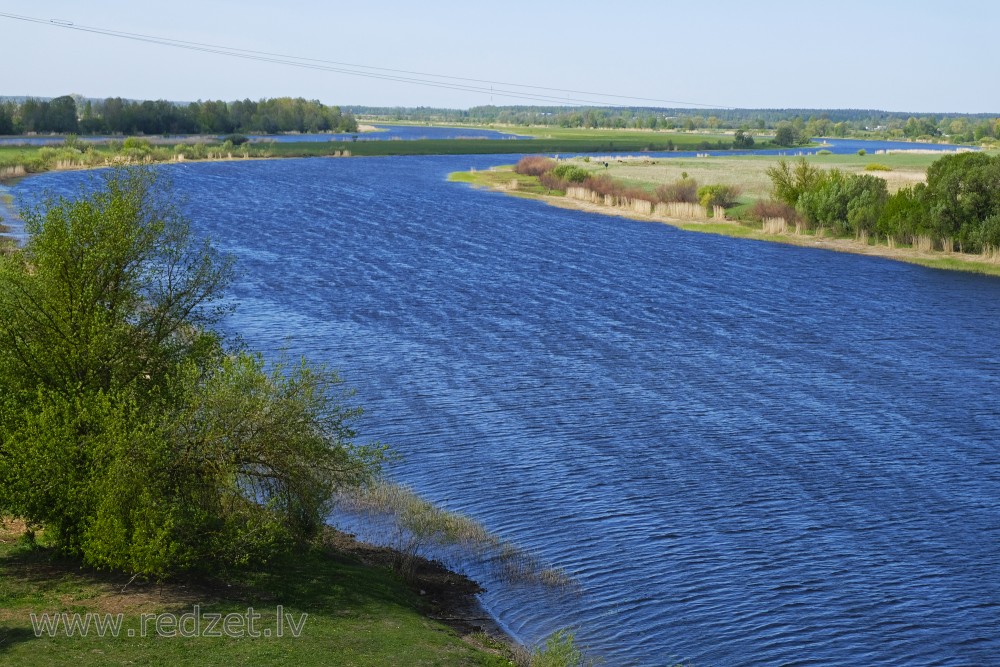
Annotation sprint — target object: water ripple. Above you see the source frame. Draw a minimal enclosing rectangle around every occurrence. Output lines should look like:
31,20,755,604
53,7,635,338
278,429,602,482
13,154,1000,667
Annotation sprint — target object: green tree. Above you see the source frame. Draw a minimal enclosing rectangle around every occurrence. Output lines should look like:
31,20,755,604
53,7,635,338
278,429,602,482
733,127,755,149
797,170,888,236
766,157,825,207
773,121,800,147
877,184,929,244
0,168,383,576
925,152,1000,248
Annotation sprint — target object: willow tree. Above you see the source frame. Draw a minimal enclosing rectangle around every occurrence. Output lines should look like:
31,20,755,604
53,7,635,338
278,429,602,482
0,168,383,577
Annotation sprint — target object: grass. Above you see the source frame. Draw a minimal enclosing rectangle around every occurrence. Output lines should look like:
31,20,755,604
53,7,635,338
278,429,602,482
448,167,554,196
557,151,941,200
0,519,515,667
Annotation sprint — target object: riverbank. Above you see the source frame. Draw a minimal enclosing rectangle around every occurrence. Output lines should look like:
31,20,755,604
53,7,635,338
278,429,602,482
0,518,521,666
450,166,1000,277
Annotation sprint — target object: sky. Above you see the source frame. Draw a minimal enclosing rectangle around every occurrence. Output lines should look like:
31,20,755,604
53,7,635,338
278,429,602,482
2,0,997,114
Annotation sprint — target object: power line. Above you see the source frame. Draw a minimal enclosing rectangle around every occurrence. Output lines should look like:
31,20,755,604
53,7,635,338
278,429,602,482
0,11,732,109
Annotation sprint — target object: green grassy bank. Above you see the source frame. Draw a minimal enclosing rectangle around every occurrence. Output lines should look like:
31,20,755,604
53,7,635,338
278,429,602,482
0,521,518,666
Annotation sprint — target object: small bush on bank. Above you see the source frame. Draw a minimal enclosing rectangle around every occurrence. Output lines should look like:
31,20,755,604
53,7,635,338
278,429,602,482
514,156,557,177
749,199,800,223
655,178,699,203
551,164,590,183
697,184,741,209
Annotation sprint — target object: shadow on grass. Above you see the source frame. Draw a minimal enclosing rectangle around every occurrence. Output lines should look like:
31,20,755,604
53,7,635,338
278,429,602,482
0,627,37,655
0,527,479,639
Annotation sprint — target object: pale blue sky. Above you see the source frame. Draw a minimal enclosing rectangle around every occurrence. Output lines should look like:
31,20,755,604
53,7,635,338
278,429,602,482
3,0,996,113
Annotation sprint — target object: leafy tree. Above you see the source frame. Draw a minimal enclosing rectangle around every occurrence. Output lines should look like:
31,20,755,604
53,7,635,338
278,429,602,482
925,152,1000,247
877,184,929,244
733,128,755,149
773,121,800,147
0,168,383,576
766,158,825,207
797,170,888,236
844,174,889,236
697,184,741,209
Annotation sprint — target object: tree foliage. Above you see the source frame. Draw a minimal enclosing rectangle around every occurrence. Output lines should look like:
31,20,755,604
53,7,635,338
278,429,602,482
3,96,357,136
0,168,383,577
766,153,1000,252
766,158,825,207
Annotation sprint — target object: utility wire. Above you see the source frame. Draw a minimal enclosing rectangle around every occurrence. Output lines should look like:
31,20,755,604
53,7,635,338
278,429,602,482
0,11,731,109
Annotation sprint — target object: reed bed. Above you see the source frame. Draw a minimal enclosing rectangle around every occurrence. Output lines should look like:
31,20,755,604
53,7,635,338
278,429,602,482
762,217,788,234
655,201,706,219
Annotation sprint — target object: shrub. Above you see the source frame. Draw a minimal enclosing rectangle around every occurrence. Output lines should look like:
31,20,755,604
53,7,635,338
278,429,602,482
0,168,385,577
798,170,888,236
857,149,867,156
697,184,741,209
974,214,1000,254
222,133,249,146
767,158,825,207
582,174,625,199
514,156,557,177
655,178,699,203
865,163,892,171
122,137,152,153
750,199,799,223
551,164,590,183
817,149,833,155
538,171,568,191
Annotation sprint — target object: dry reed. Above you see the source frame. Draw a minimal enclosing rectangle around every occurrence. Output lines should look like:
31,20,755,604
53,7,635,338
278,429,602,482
762,217,788,234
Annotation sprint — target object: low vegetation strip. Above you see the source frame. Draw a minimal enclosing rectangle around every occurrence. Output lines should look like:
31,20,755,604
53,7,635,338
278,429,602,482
0,130,790,182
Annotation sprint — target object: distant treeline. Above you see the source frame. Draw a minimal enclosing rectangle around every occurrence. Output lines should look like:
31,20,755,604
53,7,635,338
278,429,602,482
0,95,358,136
352,105,1000,144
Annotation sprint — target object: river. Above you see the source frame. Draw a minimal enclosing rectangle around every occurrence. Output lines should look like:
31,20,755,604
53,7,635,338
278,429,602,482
9,141,999,666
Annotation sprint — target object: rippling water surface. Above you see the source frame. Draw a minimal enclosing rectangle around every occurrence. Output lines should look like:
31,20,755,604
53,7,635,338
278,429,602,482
14,151,1000,666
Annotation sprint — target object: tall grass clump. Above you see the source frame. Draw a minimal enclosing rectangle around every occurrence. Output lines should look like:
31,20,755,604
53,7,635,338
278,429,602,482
529,629,584,667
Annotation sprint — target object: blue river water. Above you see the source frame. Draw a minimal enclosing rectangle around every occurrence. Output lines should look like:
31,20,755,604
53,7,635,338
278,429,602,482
8,141,999,666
